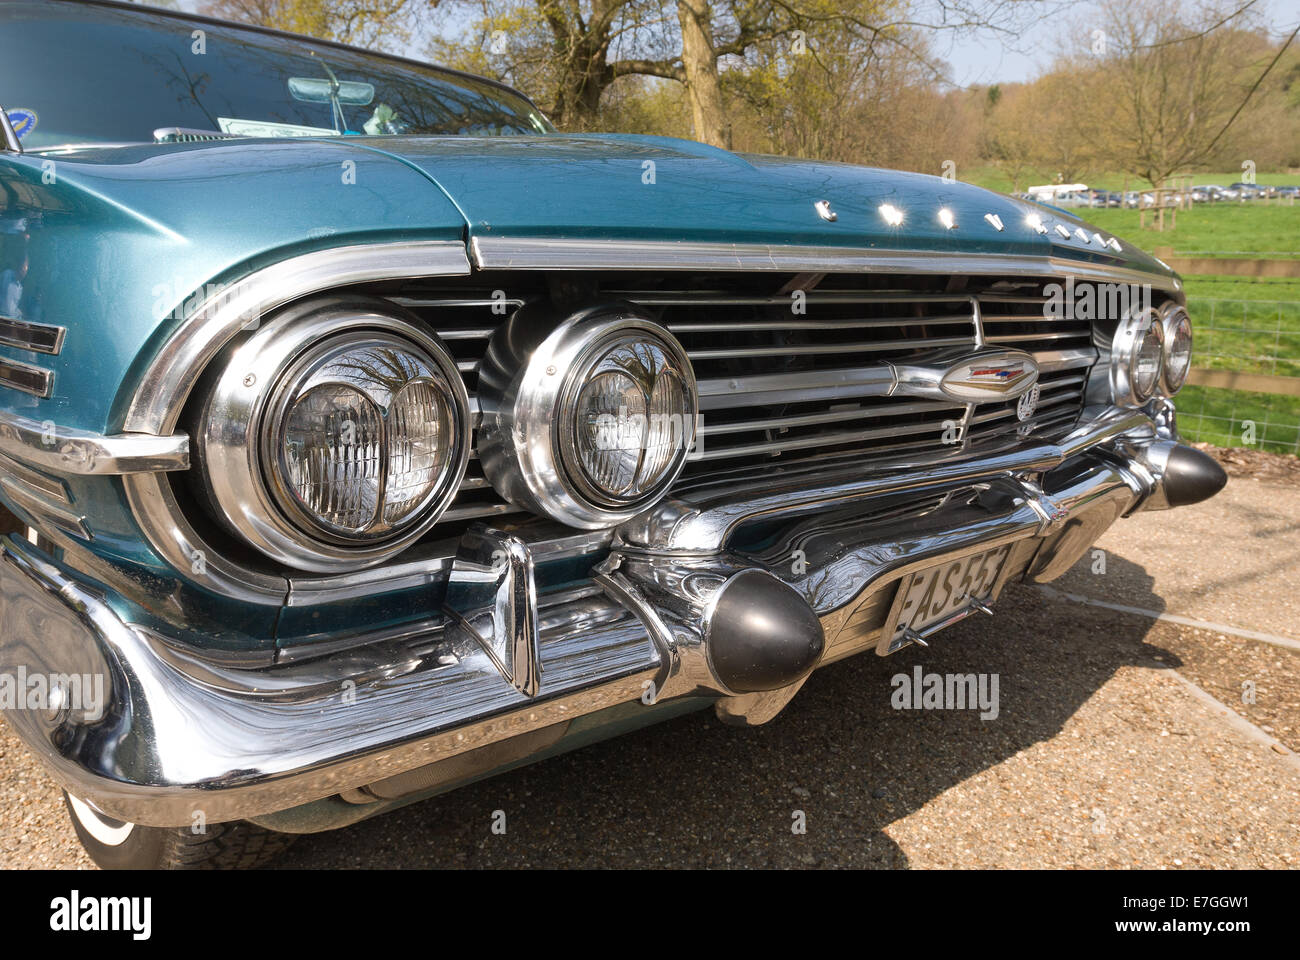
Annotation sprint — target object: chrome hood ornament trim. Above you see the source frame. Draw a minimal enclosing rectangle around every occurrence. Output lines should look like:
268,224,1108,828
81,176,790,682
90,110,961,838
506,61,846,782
892,347,1040,403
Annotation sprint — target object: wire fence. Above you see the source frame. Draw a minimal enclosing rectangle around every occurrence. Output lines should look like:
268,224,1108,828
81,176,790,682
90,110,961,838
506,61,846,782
1177,297,1300,455
1178,387,1300,454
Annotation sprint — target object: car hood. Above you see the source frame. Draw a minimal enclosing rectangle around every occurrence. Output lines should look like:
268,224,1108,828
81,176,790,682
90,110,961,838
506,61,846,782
6,132,1173,435
350,132,1174,277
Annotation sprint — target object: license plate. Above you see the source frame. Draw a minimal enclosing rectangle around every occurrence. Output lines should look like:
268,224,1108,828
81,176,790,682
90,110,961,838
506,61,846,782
882,545,1011,653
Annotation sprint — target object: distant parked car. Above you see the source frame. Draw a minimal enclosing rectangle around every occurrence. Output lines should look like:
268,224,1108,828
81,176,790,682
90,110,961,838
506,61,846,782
1229,182,1263,199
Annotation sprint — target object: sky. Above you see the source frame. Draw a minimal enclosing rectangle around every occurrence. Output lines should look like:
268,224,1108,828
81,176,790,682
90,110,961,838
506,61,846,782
170,0,1300,87
933,0,1300,87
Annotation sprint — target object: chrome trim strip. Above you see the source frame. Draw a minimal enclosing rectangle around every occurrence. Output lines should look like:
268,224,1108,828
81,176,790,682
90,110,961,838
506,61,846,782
0,316,66,355
0,412,189,475
0,107,21,154
0,451,89,540
697,365,902,412
124,240,473,436
621,406,1155,552
125,471,289,605
0,356,53,398
0,451,69,502
286,530,612,607
288,550,452,607
0,477,89,539
468,237,1180,293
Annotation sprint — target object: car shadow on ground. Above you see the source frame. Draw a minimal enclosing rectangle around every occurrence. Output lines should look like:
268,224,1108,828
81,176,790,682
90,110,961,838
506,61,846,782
276,553,1176,868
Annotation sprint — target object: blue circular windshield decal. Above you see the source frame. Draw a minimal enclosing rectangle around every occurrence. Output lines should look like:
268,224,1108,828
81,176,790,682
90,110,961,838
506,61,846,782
6,109,37,140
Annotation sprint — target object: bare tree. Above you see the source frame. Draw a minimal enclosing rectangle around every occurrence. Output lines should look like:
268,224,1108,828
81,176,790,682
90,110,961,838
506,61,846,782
428,0,1053,141
1080,0,1276,189
978,83,1041,192
201,0,417,49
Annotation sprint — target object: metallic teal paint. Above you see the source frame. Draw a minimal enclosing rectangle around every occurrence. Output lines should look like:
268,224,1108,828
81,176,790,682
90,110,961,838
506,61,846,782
0,131,1174,653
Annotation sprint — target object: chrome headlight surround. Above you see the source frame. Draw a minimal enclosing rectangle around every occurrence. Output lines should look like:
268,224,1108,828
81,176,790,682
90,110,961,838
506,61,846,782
1159,302,1193,395
478,304,697,529
1109,306,1166,407
195,297,470,572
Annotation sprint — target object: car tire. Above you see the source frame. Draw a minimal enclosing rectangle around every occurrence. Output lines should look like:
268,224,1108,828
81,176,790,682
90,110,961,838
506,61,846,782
62,791,295,870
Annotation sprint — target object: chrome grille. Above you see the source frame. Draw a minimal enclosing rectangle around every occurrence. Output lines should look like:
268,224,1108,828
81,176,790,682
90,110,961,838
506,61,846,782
391,275,1099,537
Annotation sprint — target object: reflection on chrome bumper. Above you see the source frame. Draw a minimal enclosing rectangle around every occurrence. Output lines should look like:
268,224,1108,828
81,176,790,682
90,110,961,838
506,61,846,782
0,406,1218,827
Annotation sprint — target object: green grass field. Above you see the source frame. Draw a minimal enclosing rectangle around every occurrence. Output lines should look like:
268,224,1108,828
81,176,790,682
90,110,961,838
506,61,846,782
1181,278,1300,378
1178,275,1300,454
962,166,1300,258
1177,385,1300,454
1083,204,1300,258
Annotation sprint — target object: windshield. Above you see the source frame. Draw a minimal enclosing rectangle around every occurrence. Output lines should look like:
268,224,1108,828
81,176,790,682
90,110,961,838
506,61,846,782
0,0,553,149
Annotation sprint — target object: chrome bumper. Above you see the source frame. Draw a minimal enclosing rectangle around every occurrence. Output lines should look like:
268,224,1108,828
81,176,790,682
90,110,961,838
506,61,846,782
0,406,1219,827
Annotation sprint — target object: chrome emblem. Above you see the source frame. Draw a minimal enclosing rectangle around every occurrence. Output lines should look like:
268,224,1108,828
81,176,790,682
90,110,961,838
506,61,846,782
1016,383,1041,421
814,199,838,222
893,348,1040,403
938,351,1039,401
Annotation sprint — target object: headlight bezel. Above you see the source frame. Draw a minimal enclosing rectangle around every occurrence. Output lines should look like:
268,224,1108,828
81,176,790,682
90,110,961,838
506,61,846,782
1110,305,1166,407
477,304,698,529
1159,303,1193,395
195,297,470,573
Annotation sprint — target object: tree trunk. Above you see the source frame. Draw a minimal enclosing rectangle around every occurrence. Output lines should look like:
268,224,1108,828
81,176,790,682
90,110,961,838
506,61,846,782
676,0,729,148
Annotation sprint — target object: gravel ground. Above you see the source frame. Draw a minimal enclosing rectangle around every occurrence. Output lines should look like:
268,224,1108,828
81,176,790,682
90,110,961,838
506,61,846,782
1,467,1297,869
1051,460,1300,642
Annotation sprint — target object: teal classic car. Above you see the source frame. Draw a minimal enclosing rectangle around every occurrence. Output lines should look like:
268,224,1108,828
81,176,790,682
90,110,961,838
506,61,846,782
0,0,1224,869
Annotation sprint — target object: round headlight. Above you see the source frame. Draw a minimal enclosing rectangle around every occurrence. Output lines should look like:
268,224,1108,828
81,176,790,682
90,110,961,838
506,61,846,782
267,333,459,542
562,335,693,507
196,297,469,572
478,305,697,528
1110,307,1165,406
1131,317,1165,402
1160,305,1193,394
